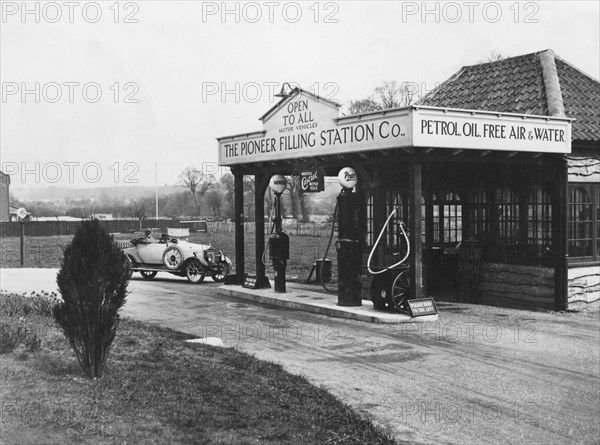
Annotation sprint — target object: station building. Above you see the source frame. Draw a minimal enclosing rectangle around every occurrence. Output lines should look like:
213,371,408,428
217,50,599,311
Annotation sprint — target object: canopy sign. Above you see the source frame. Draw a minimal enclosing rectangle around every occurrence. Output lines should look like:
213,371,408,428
413,108,571,154
218,90,412,165
217,92,571,166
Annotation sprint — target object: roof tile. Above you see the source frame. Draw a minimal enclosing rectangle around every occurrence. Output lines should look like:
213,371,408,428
419,50,600,142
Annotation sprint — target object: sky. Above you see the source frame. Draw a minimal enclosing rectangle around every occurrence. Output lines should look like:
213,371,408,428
1,0,599,191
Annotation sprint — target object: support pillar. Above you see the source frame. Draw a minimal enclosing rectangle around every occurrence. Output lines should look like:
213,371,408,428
424,189,434,293
254,172,271,288
233,168,245,285
408,162,424,300
553,158,569,311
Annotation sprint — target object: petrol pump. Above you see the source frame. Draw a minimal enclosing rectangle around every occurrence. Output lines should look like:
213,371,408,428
335,167,362,306
268,175,289,293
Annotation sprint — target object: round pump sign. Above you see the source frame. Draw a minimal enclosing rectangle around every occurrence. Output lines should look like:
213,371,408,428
337,167,358,189
269,174,287,194
16,208,27,219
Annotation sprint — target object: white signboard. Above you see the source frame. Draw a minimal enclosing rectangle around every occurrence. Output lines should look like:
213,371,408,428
218,90,412,165
217,92,572,166
413,108,571,154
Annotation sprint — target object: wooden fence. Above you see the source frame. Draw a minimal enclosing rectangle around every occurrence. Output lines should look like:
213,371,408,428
207,221,334,236
0,219,334,238
0,219,180,237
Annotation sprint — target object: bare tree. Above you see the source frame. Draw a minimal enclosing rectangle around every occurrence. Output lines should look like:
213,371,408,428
347,98,382,115
299,190,311,223
220,173,235,208
179,167,213,217
162,191,191,218
265,187,274,222
375,81,413,108
486,51,504,62
128,198,147,229
219,173,235,219
205,189,224,217
285,176,311,222
348,81,414,115
221,173,235,206
243,176,256,221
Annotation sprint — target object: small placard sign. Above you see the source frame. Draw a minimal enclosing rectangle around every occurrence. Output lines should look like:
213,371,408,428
407,298,438,317
241,275,271,289
300,170,324,193
242,275,258,289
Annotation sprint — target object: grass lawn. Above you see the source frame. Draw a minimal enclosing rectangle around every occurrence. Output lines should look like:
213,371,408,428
0,231,340,282
0,293,394,444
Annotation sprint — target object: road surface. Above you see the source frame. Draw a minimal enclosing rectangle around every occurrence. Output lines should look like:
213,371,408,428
122,274,600,445
2,269,599,444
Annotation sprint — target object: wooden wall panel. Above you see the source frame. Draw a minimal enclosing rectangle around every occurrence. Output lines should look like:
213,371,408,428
477,263,555,310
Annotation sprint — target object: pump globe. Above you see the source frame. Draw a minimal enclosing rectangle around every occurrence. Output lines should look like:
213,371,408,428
338,167,358,189
269,174,287,194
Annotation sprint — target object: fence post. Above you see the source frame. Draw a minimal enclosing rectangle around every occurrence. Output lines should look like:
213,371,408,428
20,221,25,265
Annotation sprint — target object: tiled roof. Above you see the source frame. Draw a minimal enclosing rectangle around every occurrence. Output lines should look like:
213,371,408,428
555,57,600,142
418,50,600,142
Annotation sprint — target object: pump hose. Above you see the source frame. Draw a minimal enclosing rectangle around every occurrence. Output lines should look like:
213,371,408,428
319,200,339,294
367,206,410,275
261,205,277,266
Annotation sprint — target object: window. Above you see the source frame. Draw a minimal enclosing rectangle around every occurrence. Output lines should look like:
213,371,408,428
429,192,462,247
364,191,425,252
384,191,405,250
442,192,462,244
430,193,440,245
568,184,599,261
496,188,520,244
468,189,489,238
495,187,520,263
526,184,552,264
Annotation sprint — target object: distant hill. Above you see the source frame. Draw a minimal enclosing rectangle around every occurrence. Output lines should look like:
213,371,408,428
10,185,183,202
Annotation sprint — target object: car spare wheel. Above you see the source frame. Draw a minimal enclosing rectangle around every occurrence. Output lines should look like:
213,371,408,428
163,245,184,270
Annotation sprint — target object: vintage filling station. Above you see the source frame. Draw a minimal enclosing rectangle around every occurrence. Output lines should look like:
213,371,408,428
217,50,600,312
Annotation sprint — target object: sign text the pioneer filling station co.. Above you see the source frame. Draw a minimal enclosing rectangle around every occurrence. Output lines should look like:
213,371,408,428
219,91,411,165
222,107,408,160
223,120,405,156
218,92,571,166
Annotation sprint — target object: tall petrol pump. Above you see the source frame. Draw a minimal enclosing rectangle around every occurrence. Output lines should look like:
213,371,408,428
268,175,289,293
336,167,362,306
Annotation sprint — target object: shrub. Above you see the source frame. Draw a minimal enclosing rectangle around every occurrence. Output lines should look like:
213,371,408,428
24,331,42,353
0,294,25,316
53,219,131,379
0,292,59,317
0,321,28,354
28,292,60,317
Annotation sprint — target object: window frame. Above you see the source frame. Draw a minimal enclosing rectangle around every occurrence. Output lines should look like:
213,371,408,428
568,183,599,262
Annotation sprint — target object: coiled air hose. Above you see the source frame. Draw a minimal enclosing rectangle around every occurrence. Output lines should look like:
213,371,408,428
367,206,410,275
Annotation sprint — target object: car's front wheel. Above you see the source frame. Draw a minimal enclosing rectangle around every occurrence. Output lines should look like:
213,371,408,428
140,270,158,280
185,259,205,284
210,262,230,283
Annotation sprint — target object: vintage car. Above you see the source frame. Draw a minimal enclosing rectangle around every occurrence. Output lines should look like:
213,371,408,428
118,228,231,284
